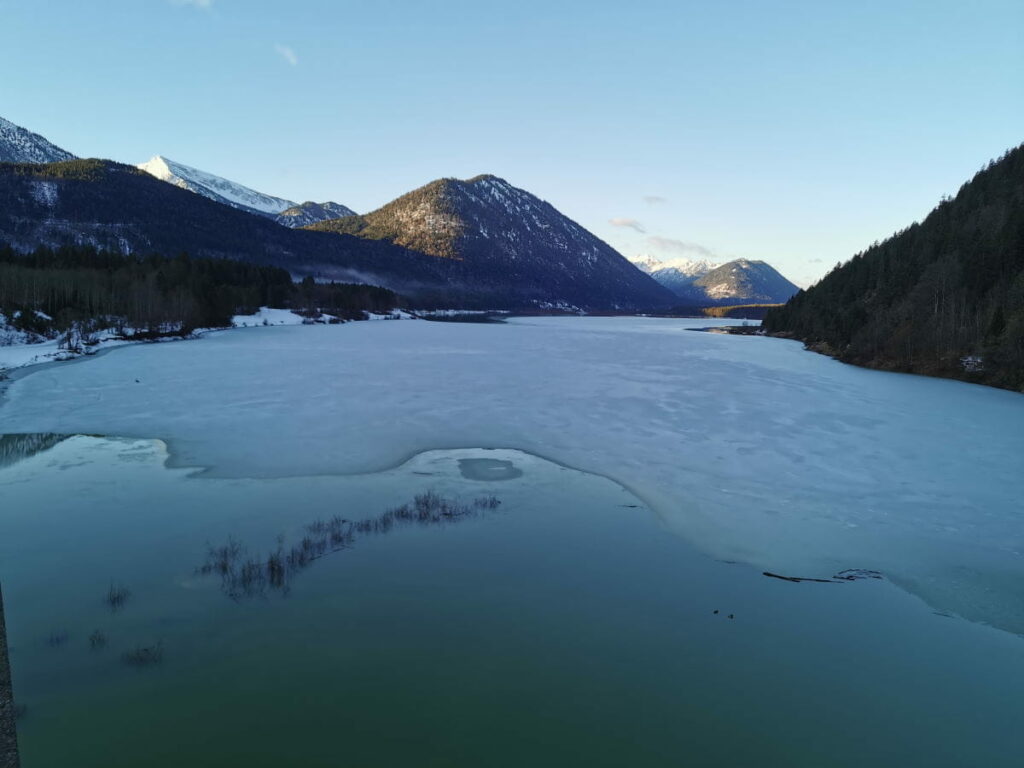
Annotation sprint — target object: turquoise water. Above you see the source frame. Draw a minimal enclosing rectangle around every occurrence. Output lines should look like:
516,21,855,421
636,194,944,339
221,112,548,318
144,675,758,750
1,434,1022,767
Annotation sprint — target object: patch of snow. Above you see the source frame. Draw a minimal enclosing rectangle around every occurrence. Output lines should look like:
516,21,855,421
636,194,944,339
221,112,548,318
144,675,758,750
632,254,719,276
29,180,59,208
230,307,307,328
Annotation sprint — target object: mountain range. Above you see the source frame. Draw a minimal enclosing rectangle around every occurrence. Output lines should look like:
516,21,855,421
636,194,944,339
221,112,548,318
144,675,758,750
0,114,788,311
137,155,355,227
0,157,672,309
634,255,799,304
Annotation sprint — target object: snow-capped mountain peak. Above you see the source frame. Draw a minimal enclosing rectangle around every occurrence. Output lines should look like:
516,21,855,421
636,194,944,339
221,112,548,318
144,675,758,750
0,116,77,164
630,254,719,277
636,253,799,304
138,155,297,216
137,155,356,227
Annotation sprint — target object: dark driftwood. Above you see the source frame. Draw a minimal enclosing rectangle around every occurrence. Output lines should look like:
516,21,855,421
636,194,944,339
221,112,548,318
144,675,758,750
763,571,836,584
763,569,884,584
0,584,20,768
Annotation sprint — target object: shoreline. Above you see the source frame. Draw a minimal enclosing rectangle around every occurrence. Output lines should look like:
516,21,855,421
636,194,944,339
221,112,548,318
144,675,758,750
0,308,419,410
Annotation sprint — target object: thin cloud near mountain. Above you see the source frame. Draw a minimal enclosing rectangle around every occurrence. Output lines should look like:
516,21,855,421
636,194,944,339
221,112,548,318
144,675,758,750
646,236,717,259
609,218,646,233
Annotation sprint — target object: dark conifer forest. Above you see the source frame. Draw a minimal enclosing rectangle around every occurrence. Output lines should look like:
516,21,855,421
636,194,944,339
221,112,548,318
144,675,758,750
765,144,1024,391
0,244,400,340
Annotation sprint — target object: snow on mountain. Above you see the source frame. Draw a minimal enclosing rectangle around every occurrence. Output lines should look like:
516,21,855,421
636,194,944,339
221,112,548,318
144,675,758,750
275,201,356,228
138,155,297,216
691,259,799,303
311,173,677,308
631,254,718,277
635,254,799,304
631,255,720,298
137,155,356,226
0,116,76,164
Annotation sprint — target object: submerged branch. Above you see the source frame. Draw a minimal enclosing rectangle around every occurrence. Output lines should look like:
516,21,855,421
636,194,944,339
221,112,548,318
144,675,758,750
198,491,501,600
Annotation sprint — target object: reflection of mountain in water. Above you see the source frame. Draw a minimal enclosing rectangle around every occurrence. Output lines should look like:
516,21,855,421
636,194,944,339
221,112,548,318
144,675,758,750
0,433,69,469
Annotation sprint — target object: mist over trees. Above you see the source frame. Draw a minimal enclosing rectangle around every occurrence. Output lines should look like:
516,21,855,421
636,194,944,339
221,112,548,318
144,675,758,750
765,144,1024,391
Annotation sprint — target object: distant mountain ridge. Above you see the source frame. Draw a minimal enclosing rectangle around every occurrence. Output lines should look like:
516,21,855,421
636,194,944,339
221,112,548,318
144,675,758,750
691,259,799,303
0,115,675,309
632,254,717,277
311,174,675,308
632,254,798,304
277,201,356,228
137,155,354,227
0,160,672,309
0,116,76,164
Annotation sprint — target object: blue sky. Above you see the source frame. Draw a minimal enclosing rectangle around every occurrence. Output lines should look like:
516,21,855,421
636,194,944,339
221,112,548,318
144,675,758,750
2,0,1021,285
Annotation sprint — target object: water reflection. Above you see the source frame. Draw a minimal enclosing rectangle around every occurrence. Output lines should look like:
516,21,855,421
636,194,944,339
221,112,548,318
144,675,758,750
2,437,1023,768
199,492,501,600
0,433,68,469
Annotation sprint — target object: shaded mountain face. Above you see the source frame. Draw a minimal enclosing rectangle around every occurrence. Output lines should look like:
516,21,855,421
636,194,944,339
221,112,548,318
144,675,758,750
0,116,76,164
311,174,676,309
0,160,464,290
765,143,1024,391
638,254,798,304
276,201,356,228
137,155,353,227
0,160,669,309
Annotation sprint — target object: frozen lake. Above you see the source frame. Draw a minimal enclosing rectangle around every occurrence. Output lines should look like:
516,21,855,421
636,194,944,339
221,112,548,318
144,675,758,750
3,316,1023,632
1,316,1023,765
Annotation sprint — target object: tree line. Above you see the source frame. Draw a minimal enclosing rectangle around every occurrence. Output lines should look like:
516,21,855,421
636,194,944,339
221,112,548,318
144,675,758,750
764,144,1024,391
0,244,401,340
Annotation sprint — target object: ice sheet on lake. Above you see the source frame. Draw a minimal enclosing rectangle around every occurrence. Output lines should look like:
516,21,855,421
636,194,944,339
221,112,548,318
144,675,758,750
1,316,1022,633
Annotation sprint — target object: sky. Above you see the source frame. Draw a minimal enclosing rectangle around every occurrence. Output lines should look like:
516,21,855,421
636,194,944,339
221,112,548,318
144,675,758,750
1,0,1022,286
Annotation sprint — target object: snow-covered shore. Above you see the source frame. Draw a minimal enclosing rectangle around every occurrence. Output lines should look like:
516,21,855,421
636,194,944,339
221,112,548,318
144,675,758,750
0,307,417,376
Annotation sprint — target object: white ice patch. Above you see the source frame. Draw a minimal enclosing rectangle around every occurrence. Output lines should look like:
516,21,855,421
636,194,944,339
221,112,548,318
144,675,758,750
230,307,307,328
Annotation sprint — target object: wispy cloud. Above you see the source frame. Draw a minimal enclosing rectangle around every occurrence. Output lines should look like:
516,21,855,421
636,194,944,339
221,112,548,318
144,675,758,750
172,0,213,9
274,43,299,67
643,195,667,205
609,218,646,233
646,236,716,259
808,257,823,263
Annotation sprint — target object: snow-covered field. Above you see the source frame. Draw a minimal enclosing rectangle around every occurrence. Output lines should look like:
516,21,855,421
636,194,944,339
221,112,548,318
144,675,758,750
1,316,1022,633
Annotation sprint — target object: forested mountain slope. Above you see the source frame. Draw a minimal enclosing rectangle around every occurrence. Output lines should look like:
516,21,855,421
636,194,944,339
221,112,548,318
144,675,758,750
0,160,672,309
311,174,676,309
765,144,1024,391
0,159,442,286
